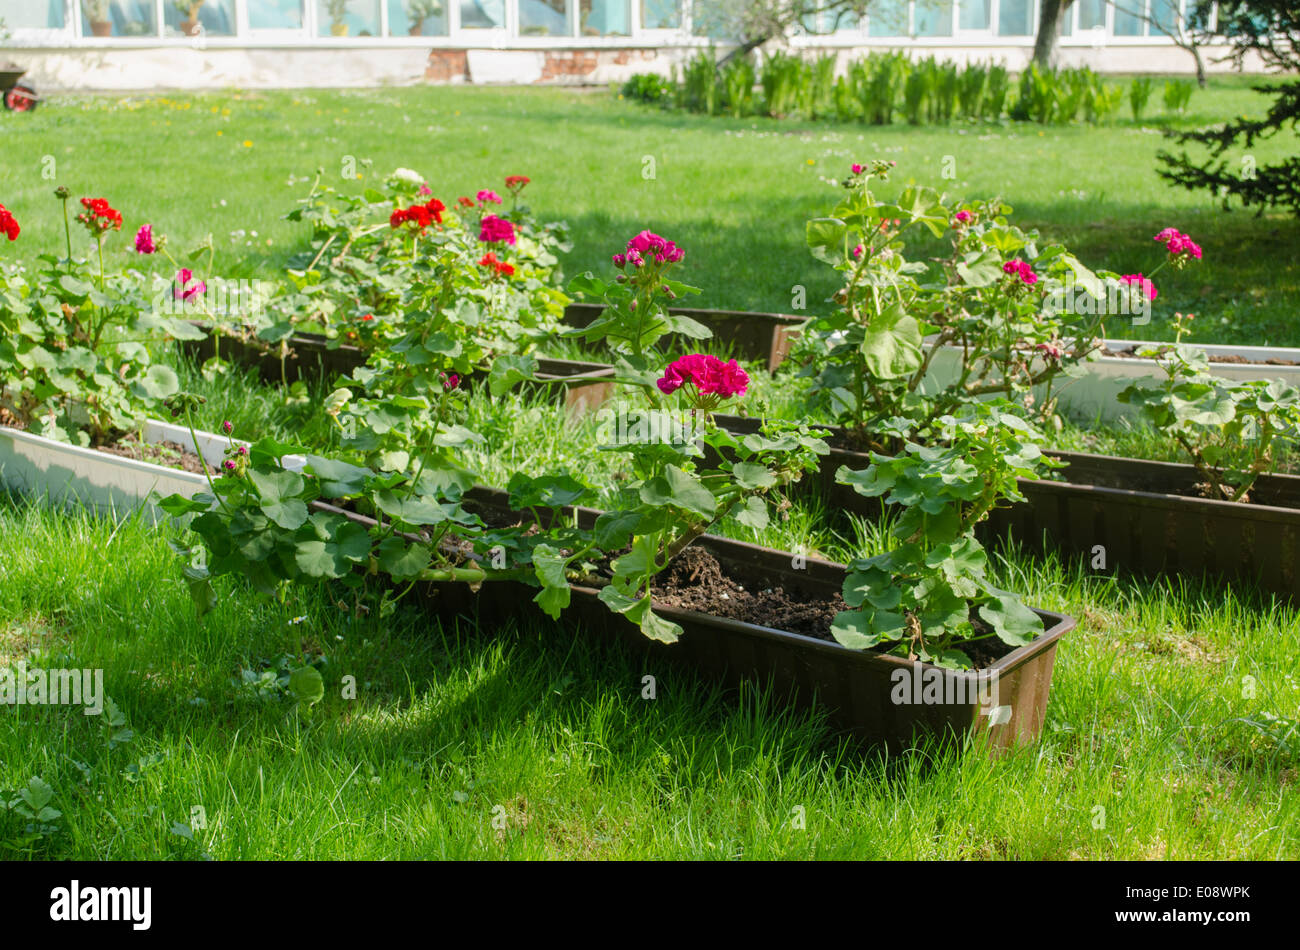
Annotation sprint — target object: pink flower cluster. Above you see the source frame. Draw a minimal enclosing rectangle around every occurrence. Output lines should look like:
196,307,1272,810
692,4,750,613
1154,227,1202,261
1121,273,1158,301
953,210,972,225
1002,259,1038,285
134,223,156,254
479,214,516,245
173,268,206,301
656,354,749,399
614,230,684,269
476,189,503,205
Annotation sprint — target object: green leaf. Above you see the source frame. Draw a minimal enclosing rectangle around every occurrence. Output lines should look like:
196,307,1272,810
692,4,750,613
249,468,309,530
375,536,431,580
288,667,325,707
593,510,641,550
731,496,769,530
860,305,923,380
489,353,538,397
731,462,777,490
806,217,848,263
978,592,1043,647
130,364,180,401
639,465,716,518
304,455,371,497
531,543,571,619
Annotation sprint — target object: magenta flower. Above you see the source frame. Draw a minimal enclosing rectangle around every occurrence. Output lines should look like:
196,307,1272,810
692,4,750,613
417,182,433,196
851,244,864,259
441,372,460,391
476,189,503,205
1153,228,1202,261
479,214,516,245
173,268,206,301
1035,342,1064,360
221,420,233,434
1121,273,1158,301
134,224,156,254
222,459,236,471
953,210,972,225
612,253,626,267
1002,259,1038,286
657,354,749,399
625,230,684,264
851,163,865,175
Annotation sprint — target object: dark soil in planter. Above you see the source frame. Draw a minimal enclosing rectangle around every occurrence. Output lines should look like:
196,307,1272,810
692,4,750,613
1101,343,1300,367
96,436,208,475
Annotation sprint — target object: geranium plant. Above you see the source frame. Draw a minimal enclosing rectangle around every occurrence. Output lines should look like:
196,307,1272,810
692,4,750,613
1118,313,1300,503
797,161,1141,449
832,400,1060,668
0,189,201,445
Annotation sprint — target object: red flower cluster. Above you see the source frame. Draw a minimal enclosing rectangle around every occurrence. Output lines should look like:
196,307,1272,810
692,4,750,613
657,354,749,399
479,214,516,245
478,251,515,277
505,175,530,192
1002,259,1038,285
77,197,122,235
457,196,474,208
390,197,446,232
0,202,19,242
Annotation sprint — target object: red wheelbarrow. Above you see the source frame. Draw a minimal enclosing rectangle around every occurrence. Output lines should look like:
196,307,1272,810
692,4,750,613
0,64,39,112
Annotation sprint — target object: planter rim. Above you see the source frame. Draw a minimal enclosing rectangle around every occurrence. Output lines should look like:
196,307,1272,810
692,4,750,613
1101,337,1300,365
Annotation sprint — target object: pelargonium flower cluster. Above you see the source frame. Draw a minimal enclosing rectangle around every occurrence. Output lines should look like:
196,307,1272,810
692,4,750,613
390,197,446,232
505,175,530,192
478,251,515,277
173,268,206,302
479,214,516,245
1121,273,1158,301
953,210,973,225
656,354,750,400
1002,259,1038,285
1154,227,1202,262
134,223,157,254
77,197,122,235
476,189,503,205
613,230,684,269
0,202,19,242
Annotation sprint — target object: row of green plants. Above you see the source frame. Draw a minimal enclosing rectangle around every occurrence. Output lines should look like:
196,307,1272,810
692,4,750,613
623,52,1196,126
2,158,1290,671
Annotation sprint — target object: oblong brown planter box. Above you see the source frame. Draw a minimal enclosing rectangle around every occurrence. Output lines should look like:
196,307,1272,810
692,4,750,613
326,486,1073,752
178,331,617,413
713,413,1300,601
562,303,804,373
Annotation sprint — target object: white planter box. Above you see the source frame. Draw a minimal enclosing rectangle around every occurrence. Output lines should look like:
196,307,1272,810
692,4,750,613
925,338,1300,423
0,419,305,520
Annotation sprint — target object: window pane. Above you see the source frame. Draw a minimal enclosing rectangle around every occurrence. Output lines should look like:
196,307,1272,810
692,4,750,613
996,0,1033,35
389,0,448,35
318,0,379,35
692,0,731,38
1075,0,1104,29
1149,0,1180,34
868,0,908,36
1113,3,1142,35
249,0,304,28
166,0,236,36
461,0,505,27
579,0,628,35
81,1,158,36
0,0,65,28
519,0,566,34
915,1,952,36
642,0,679,29
959,0,990,30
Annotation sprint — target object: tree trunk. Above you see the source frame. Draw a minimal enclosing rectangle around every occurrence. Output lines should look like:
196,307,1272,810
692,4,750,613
717,34,771,70
1032,0,1067,66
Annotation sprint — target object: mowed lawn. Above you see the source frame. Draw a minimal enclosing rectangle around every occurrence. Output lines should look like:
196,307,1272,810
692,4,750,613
0,76,1296,344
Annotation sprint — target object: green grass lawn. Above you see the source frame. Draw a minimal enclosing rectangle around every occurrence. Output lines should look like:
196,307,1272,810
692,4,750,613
1,77,1296,345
